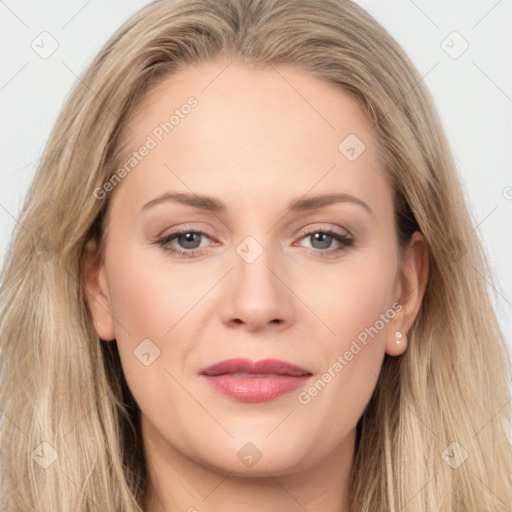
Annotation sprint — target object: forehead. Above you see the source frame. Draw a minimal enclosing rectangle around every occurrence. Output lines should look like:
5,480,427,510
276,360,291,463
111,57,392,220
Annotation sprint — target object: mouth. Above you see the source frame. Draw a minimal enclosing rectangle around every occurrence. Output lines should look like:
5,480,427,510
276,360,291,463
200,357,313,403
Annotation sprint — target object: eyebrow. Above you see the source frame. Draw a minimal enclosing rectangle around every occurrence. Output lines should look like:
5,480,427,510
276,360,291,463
140,192,372,215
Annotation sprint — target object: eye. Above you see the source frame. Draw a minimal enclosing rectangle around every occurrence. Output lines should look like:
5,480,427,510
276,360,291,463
156,228,214,258
296,228,353,256
154,225,353,258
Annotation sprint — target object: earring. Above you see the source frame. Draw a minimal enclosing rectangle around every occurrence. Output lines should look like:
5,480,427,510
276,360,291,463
395,331,403,344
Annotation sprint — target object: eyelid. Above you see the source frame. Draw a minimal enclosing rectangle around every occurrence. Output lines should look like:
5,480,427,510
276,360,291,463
296,223,351,239
156,223,216,239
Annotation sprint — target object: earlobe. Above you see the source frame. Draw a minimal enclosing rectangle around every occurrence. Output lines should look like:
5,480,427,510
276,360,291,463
385,231,429,356
83,239,116,341
386,328,408,356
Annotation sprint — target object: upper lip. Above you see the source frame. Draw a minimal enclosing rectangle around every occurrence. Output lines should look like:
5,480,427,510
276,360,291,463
200,357,312,377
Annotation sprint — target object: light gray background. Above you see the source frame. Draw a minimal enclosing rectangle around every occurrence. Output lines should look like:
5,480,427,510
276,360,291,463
1,0,511,363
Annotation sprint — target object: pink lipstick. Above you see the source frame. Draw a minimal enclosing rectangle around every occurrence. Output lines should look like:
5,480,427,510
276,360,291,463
200,358,313,403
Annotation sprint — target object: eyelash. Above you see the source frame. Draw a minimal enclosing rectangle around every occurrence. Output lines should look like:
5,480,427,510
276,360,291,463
155,226,353,258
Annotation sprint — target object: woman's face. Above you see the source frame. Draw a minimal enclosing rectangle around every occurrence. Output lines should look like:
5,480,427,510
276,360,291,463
86,56,427,478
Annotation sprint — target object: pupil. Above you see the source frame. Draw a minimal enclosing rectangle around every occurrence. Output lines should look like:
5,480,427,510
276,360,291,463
312,233,331,249
180,233,200,249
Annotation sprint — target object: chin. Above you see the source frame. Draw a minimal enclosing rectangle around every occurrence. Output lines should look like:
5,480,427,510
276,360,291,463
195,435,316,477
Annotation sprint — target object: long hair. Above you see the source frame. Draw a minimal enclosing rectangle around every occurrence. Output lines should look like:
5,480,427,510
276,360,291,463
1,0,511,510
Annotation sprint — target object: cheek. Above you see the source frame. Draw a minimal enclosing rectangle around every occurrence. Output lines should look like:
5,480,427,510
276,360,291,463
105,247,203,342
308,248,397,351
299,248,396,410
102,247,201,431
102,246,200,396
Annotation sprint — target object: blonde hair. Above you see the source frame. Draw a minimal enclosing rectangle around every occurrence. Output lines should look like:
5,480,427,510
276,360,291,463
1,0,511,510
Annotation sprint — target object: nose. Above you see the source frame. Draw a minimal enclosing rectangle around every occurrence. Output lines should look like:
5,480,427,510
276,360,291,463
220,242,294,333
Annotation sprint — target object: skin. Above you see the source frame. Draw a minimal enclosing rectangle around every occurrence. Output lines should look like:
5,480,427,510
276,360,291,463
84,55,429,512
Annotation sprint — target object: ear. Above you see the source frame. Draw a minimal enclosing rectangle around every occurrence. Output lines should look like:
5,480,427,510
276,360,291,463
83,239,116,341
386,231,429,356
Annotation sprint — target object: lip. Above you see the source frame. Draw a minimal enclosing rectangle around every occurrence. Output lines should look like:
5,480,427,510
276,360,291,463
200,357,313,403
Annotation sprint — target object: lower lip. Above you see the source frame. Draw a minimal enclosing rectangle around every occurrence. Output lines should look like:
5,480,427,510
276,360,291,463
202,374,312,403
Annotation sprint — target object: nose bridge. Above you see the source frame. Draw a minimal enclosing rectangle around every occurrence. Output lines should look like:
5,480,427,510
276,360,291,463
234,232,281,302
221,231,293,330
